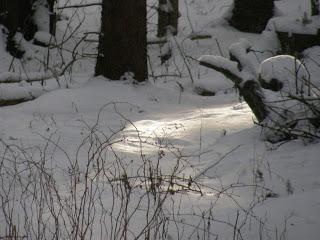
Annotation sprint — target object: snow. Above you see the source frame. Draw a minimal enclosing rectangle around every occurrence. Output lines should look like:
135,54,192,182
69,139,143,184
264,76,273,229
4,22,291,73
159,1,173,13
198,55,242,77
275,0,311,17
32,0,50,32
0,0,319,239
303,46,320,89
0,82,56,100
267,15,320,35
193,75,234,94
267,0,319,35
229,38,260,78
33,31,55,46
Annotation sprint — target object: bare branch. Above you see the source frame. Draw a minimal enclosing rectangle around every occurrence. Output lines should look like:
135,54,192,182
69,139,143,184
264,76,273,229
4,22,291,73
57,2,102,10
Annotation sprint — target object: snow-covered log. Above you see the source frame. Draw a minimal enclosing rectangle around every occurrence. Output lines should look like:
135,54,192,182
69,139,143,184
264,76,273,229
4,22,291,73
199,38,320,142
0,71,56,84
198,55,268,122
0,71,63,106
0,83,60,106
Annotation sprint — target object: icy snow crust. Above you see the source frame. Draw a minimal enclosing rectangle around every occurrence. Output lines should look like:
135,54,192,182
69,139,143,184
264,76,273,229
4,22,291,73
0,0,319,240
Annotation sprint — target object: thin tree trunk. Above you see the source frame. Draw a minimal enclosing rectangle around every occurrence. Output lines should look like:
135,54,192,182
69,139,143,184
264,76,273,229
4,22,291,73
95,0,147,82
311,0,320,15
48,0,56,36
157,0,179,38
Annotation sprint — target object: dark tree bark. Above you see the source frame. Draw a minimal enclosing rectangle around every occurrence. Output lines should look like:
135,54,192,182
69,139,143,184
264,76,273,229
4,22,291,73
157,0,179,38
95,0,148,82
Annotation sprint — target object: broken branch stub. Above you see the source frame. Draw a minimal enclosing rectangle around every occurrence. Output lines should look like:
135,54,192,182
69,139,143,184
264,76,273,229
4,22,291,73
198,55,268,122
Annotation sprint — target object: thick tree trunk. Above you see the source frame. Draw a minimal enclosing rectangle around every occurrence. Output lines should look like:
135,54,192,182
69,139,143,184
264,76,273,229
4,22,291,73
95,0,148,82
157,0,179,38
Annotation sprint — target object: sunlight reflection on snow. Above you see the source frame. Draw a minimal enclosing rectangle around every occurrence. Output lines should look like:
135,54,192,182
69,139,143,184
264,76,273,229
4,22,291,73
113,105,253,154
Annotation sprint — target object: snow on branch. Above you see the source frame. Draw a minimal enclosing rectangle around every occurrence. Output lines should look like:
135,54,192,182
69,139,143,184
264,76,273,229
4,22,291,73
229,38,259,78
198,55,247,84
198,54,267,122
199,37,320,142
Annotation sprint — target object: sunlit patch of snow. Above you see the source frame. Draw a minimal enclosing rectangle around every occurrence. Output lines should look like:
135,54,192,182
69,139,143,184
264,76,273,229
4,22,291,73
114,104,254,155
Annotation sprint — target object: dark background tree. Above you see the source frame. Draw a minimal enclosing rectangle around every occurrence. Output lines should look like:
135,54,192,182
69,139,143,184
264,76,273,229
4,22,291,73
0,0,56,37
0,0,56,57
95,0,148,82
229,0,274,33
0,0,36,40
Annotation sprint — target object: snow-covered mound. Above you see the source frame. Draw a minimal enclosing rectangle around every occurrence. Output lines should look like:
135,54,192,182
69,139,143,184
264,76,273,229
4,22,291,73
260,55,309,94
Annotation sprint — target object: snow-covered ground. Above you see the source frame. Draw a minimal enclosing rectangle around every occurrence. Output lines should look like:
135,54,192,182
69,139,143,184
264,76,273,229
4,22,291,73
0,0,320,239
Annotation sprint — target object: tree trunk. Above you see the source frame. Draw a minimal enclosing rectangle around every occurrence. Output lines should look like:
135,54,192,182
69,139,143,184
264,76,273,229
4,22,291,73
157,0,179,38
311,0,320,15
95,0,148,82
48,0,56,36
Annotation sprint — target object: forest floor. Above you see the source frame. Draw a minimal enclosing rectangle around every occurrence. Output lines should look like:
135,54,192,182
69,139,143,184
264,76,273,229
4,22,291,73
0,0,319,239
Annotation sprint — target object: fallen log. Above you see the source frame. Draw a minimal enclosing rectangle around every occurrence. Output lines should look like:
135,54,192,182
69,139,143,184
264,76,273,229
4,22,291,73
0,71,56,84
0,74,63,106
198,55,268,122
